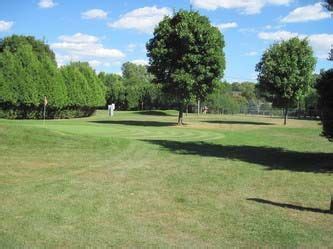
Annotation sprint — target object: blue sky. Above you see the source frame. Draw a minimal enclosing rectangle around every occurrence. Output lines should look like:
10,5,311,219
0,0,332,82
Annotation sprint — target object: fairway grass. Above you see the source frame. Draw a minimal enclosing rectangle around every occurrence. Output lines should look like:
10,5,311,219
0,111,332,248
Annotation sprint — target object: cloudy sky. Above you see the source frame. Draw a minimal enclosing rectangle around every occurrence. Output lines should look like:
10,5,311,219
0,0,332,82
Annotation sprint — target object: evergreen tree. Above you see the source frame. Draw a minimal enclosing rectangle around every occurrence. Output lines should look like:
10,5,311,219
316,69,333,140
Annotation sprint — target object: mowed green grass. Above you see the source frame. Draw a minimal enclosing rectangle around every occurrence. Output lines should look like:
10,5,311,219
0,110,332,248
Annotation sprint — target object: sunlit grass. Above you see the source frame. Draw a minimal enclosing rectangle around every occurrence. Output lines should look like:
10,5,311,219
0,110,332,248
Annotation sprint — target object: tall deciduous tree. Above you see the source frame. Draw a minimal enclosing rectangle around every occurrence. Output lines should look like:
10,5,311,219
146,10,225,124
256,37,316,125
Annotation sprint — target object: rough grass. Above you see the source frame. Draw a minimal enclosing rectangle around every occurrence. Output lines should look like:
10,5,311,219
0,110,332,248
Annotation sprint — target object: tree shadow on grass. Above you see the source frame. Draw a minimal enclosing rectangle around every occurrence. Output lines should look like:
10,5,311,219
247,198,332,214
90,120,176,127
142,140,333,173
136,110,174,116
205,120,274,125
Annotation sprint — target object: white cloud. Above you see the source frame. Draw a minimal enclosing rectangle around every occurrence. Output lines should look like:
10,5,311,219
244,51,258,56
264,24,284,30
131,59,148,66
57,33,99,43
258,30,299,40
216,22,238,30
0,20,14,32
51,33,125,68
38,0,57,9
258,30,333,59
190,0,293,14
108,6,172,33
81,9,108,20
281,3,330,23
308,34,333,59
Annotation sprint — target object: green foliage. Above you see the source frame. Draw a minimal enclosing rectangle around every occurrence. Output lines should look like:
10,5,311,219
0,35,104,119
316,69,333,140
231,82,256,101
207,82,257,114
99,62,162,111
147,10,225,121
60,62,105,107
122,62,155,110
0,49,20,105
0,36,67,109
256,37,316,123
0,35,56,63
99,72,127,109
75,62,105,107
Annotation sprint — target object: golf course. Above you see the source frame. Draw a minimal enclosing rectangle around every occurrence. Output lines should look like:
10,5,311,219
0,110,332,248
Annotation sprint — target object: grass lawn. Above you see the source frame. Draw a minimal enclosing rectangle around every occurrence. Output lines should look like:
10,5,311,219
0,110,332,248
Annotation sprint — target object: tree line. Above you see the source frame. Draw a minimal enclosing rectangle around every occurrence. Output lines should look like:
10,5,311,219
0,35,105,119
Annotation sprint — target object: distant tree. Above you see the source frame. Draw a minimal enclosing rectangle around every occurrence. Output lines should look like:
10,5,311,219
122,62,154,110
147,10,225,124
256,37,316,125
122,62,149,83
206,82,249,114
316,69,333,141
99,72,126,109
231,81,256,102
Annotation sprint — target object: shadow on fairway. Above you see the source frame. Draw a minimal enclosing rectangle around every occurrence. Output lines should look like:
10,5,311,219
247,198,332,215
204,120,274,125
90,120,176,127
142,140,333,173
136,110,174,116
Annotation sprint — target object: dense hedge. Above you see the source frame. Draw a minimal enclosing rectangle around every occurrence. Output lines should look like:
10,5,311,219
0,35,105,119
316,69,333,140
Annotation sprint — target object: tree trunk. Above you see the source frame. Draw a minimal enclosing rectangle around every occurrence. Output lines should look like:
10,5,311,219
186,104,188,116
197,99,200,115
284,106,288,125
141,101,144,110
330,194,333,213
178,108,184,125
